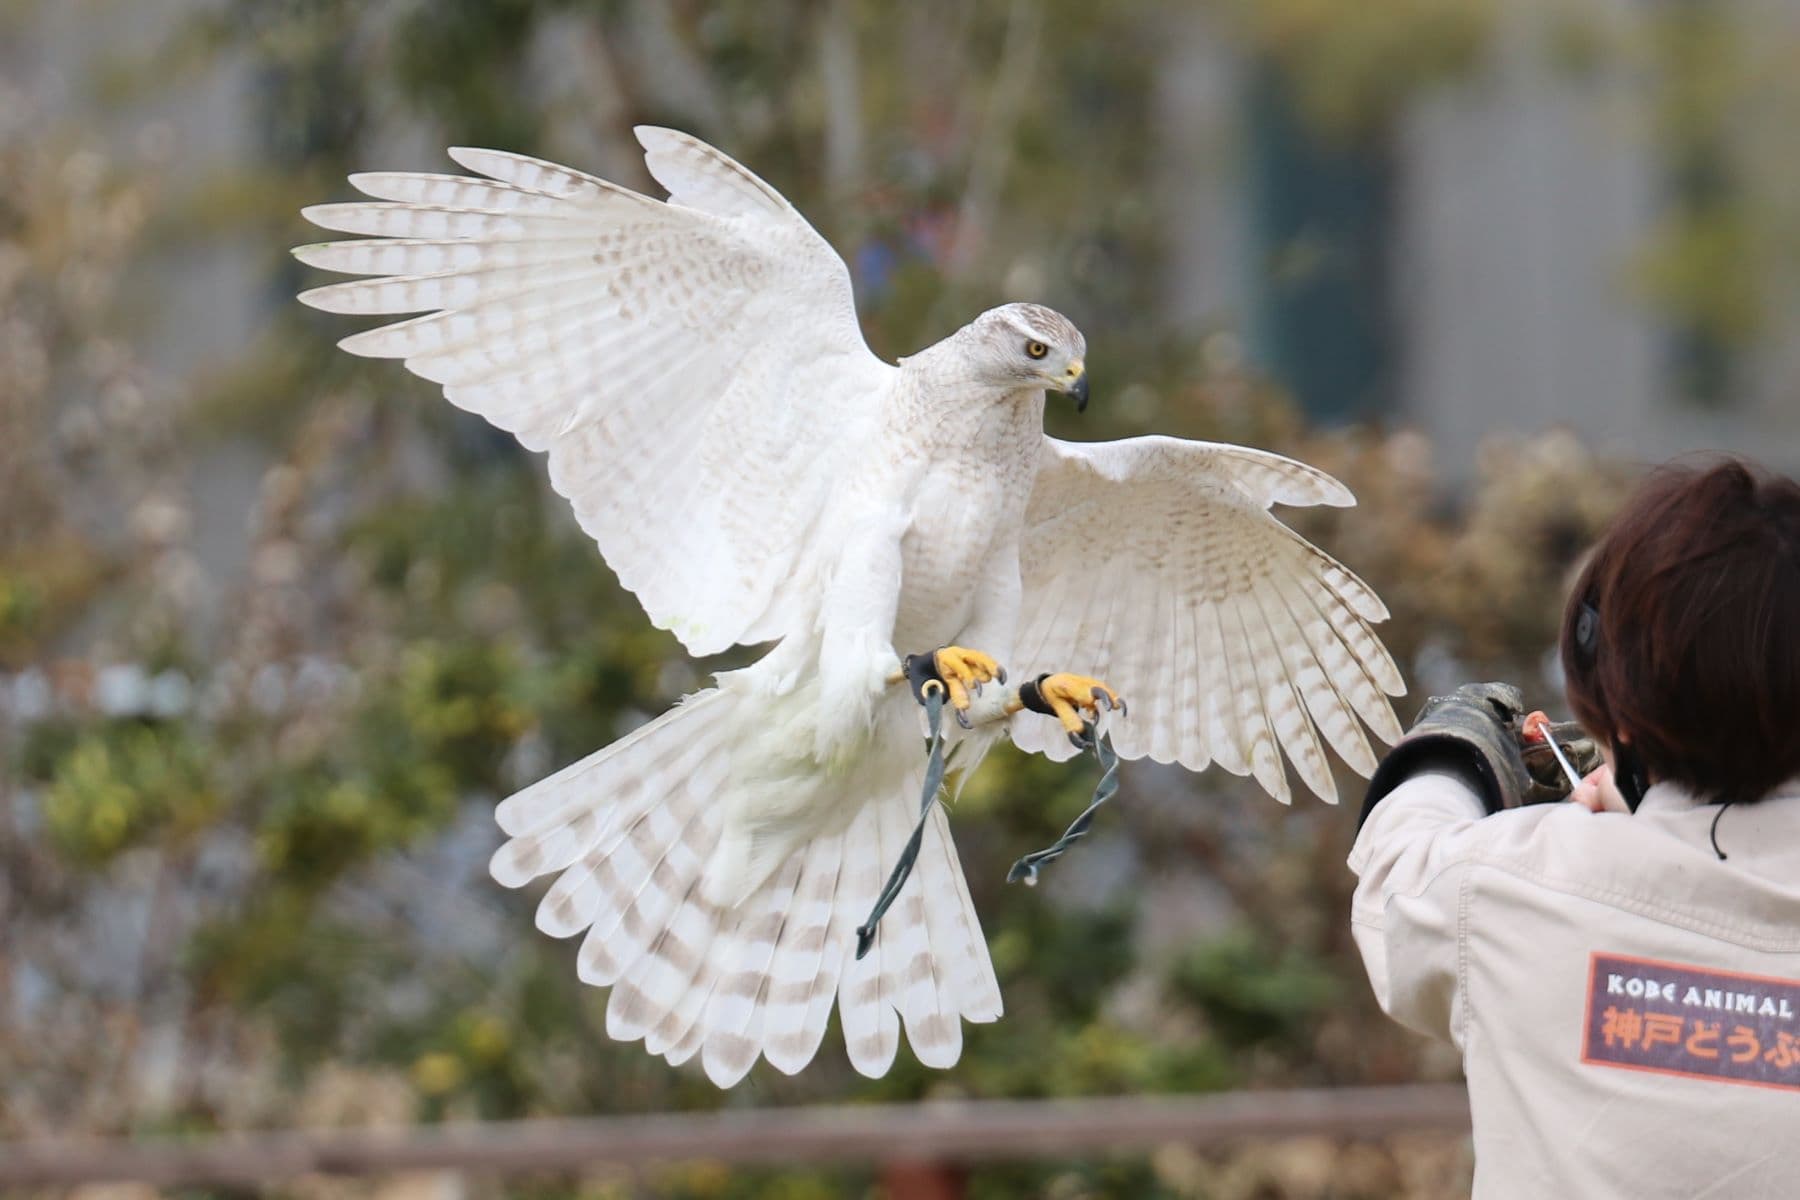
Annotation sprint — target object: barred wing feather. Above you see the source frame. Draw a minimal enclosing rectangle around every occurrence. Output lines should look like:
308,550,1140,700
296,127,891,656
1010,436,1404,804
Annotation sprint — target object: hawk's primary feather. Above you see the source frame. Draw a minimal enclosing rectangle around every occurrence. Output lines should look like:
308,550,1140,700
300,130,890,657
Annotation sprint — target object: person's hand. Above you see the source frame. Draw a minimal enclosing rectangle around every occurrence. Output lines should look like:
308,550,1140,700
1520,718,1603,801
1570,763,1630,814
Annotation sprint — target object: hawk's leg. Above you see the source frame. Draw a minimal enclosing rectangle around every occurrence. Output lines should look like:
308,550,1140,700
1020,673,1127,749
901,646,1007,728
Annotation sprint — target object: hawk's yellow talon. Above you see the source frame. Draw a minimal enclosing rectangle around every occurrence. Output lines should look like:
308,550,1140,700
1037,673,1125,735
933,645,1002,712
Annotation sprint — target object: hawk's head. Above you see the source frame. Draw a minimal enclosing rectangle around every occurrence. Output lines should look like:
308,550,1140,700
965,303,1089,411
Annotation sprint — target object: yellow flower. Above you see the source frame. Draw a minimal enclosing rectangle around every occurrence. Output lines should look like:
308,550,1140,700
411,1052,463,1096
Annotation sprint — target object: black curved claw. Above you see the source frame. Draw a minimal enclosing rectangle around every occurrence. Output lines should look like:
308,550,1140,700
1091,687,1113,713
956,707,974,730
997,666,1009,685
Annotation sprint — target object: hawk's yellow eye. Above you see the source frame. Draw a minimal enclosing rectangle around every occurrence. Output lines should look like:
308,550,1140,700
1025,341,1049,360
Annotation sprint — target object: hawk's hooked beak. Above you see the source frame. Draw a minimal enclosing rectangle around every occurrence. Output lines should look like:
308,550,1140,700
1062,359,1089,413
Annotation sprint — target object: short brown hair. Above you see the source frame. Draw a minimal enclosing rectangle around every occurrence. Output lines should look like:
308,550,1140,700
1561,457,1800,804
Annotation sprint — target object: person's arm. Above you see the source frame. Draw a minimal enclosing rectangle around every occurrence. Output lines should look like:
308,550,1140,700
1348,768,1487,1044
1347,683,1599,1044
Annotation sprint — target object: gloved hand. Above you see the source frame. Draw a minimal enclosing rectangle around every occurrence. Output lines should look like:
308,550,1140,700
1357,682,1603,827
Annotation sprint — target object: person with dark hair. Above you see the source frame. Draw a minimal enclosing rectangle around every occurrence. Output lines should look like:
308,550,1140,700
1350,458,1800,1196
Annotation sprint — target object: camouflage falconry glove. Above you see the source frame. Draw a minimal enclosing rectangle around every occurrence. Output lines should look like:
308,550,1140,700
1358,682,1602,827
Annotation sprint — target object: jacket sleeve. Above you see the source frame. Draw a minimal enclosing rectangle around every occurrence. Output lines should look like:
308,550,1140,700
1347,768,1489,1047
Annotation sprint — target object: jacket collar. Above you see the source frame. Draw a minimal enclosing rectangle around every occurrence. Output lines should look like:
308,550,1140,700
1636,777,1800,814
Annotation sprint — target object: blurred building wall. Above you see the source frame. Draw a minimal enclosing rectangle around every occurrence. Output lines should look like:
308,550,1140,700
9,2,262,383
1391,1,1800,477
1396,5,1664,471
1152,10,1243,337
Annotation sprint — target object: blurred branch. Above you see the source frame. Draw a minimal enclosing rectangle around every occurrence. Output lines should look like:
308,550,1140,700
0,1085,1471,1188
819,0,864,208
948,0,1041,278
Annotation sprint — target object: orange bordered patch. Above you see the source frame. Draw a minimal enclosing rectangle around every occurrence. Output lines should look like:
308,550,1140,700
1583,952,1800,1092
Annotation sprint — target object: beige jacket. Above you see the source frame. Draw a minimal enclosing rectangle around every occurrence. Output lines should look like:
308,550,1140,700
1350,771,1800,1198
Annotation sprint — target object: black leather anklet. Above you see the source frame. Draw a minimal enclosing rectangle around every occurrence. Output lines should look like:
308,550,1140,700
1018,673,1055,716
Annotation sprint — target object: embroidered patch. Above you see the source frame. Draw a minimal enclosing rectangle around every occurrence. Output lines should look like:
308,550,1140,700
1583,952,1800,1091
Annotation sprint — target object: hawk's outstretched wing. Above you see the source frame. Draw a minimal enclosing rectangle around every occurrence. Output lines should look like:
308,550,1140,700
1009,436,1404,803
296,127,892,655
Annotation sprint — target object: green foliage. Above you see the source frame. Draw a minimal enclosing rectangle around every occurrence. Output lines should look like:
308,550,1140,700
187,892,392,1063
0,568,46,649
254,765,454,886
247,638,527,887
388,0,566,148
390,639,531,779
42,720,219,864
1170,927,1341,1049
995,903,1136,1028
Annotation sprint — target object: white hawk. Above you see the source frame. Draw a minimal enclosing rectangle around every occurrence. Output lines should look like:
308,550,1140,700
296,127,1404,1087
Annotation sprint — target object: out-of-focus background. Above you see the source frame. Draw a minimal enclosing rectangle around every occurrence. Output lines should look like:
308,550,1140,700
4,1,1797,1196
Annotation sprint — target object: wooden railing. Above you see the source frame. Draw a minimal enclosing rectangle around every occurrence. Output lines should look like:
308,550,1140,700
0,1085,1471,1193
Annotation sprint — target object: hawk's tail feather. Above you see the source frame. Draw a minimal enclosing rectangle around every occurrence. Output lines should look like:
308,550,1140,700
887,796,962,1070
696,852,802,1080
761,826,851,1074
926,800,1005,1021
488,687,1001,1087
836,790,902,1077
